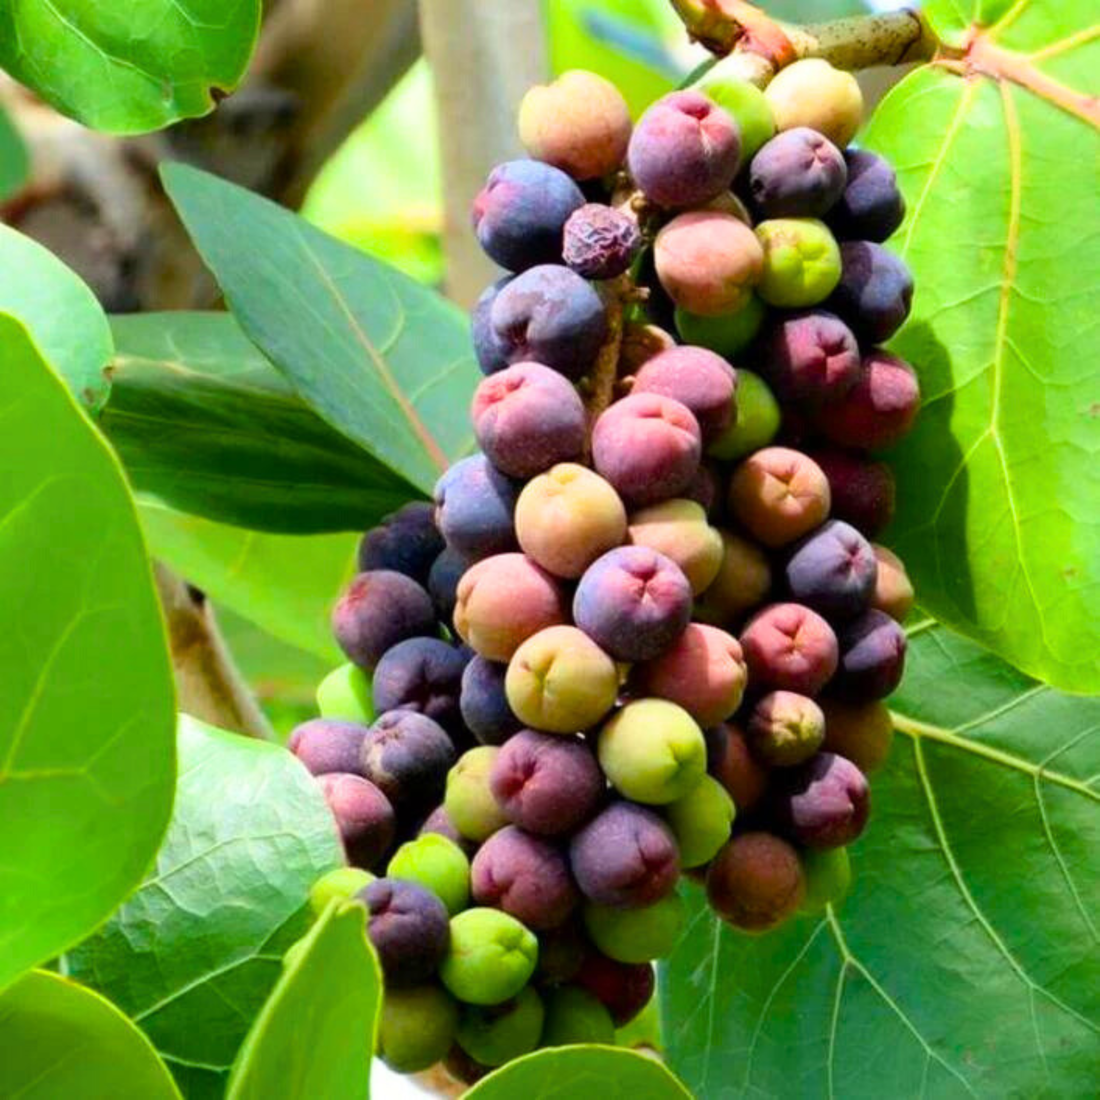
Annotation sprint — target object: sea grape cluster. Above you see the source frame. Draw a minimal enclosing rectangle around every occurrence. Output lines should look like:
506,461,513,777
292,58,918,1083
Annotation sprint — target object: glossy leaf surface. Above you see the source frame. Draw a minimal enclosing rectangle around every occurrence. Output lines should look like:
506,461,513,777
0,317,175,992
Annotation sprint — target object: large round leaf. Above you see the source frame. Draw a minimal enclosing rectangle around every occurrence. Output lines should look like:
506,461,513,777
0,970,180,1099
662,621,1099,1097
865,0,1099,691
104,313,418,533
0,316,175,992
466,1046,692,1099
161,163,480,497
0,0,261,133
67,716,344,1099
226,902,381,1100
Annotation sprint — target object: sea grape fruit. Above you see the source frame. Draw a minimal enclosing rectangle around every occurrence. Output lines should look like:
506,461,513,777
694,530,773,626
379,985,460,1073
674,294,766,359
631,622,747,728
775,751,870,849
826,241,914,344
816,349,920,451
290,718,368,777
573,546,693,662
309,867,374,917
628,90,741,207
318,773,396,870
428,547,468,630
361,877,451,986
706,723,770,813
727,446,831,547
755,217,843,308
740,602,839,695
757,309,860,405
361,710,455,813
460,656,523,746
515,463,627,579
456,987,545,1067
828,148,905,242
487,263,609,380
445,746,510,843
316,663,374,725
707,368,781,461
811,448,896,537
518,69,632,180
563,203,642,279
820,698,895,774
630,345,737,442
472,159,584,271
799,847,852,914
440,907,539,1005
540,987,616,1047
490,729,604,836
747,690,826,767
871,544,915,622
831,609,907,700
692,65,776,159
764,59,863,147
627,498,723,595
575,954,656,1026
583,893,686,964
454,553,567,662
749,128,847,219
784,519,878,620
505,625,619,733
472,277,512,375
371,638,469,736
654,211,764,316
387,833,471,917
332,571,437,671
592,393,702,507
434,455,519,560
471,825,579,930
664,774,736,868
597,699,707,805
569,800,680,907
705,831,805,933
358,501,444,585
471,362,587,479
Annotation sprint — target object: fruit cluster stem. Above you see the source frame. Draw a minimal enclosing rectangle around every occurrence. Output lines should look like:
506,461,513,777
670,2,937,86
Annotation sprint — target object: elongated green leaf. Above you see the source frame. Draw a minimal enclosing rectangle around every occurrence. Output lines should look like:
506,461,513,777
0,225,113,412
68,717,344,1099
662,620,1099,1098
104,313,418,533
466,1046,692,1099
0,100,28,200
0,1,261,133
227,902,380,1100
140,501,356,662
0,970,181,1099
864,3,1099,691
0,316,175,993
162,163,480,496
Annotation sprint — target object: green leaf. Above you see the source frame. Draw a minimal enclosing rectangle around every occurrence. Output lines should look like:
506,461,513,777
103,312,418,533
0,970,181,1099
161,162,480,496
140,501,357,663
0,316,175,992
465,1046,692,1099
864,5,1100,691
0,1,262,134
68,716,344,1099
0,225,113,412
662,620,1100,1098
226,902,380,1100
0,100,28,200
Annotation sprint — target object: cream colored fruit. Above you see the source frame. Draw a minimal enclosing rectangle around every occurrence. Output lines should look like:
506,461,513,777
764,59,864,147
